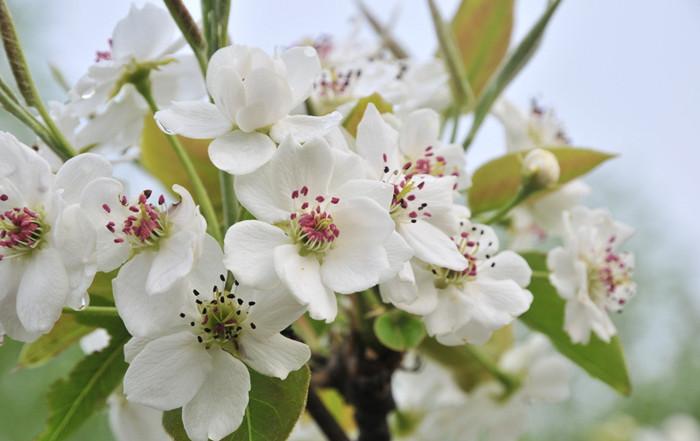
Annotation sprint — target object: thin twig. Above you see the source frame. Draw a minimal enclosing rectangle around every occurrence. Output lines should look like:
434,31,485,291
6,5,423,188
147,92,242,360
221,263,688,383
306,386,351,441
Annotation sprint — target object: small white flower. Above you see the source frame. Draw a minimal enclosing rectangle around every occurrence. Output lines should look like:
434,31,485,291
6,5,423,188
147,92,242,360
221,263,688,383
155,44,342,175
547,206,636,344
225,136,402,322
119,236,310,441
0,133,112,341
387,210,532,344
492,99,570,152
80,178,206,296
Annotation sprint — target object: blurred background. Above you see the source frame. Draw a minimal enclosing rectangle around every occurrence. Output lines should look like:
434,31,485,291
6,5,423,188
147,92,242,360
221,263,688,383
1,1,698,440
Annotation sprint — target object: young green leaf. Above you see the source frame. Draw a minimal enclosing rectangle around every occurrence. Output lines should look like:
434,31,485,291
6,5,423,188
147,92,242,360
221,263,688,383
468,146,614,216
463,0,562,150
519,252,632,395
17,315,93,369
35,323,130,441
450,0,514,97
373,310,426,352
225,366,310,441
162,409,190,441
342,93,393,137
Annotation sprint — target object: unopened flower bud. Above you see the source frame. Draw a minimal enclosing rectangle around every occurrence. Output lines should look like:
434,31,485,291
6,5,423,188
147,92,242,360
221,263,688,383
522,148,560,188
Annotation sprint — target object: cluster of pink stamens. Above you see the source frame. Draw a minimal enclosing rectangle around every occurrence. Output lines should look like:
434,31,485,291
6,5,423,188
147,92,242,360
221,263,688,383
407,146,460,186
432,224,494,289
382,153,435,224
95,38,113,62
313,68,362,99
531,99,570,144
104,190,168,248
593,236,634,313
0,196,44,260
182,275,257,350
288,186,340,254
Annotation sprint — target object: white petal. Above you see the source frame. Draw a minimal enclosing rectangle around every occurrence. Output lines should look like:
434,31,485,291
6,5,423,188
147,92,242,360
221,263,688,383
269,113,341,144
124,331,212,410
398,221,466,271
155,101,232,139
183,349,250,441
334,179,393,210
379,232,414,282
235,136,334,223
273,244,337,322
108,394,171,441
224,221,290,288
124,336,153,363
465,279,533,330
355,103,400,174
187,234,227,295
239,333,310,380
114,252,188,337
321,244,389,294
146,230,197,295
241,285,306,336
436,320,494,346
55,153,112,204
480,251,532,287
16,248,69,334
331,196,395,248
111,3,176,60
206,66,246,123
0,132,52,208
526,355,571,403
0,280,41,342
209,130,276,175
235,68,293,132
547,247,586,300
398,108,440,158
281,46,321,107
423,285,468,336
391,264,439,315
563,298,616,344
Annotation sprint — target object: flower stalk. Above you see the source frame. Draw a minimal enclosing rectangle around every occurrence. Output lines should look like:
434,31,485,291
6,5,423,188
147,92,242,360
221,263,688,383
162,0,208,75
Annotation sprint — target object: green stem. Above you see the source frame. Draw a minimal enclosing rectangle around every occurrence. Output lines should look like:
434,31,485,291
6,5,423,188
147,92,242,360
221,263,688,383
62,306,119,319
162,0,208,76
219,170,238,230
449,105,460,143
356,0,408,59
0,0,76,158
134,78,223,244
482,181,534,225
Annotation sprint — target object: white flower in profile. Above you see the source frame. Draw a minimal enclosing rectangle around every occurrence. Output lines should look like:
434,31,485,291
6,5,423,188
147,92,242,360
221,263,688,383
0,133,112,341
547,206,636,344
492,99,570,153
400,210,532,345
226,136,404,322
155,44,342,175
80,178,206,295
118,236,310,441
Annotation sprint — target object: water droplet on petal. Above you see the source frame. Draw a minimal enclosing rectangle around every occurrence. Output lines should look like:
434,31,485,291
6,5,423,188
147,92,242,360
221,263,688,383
155,118,175,135
80,87,96,99
78,295,89,310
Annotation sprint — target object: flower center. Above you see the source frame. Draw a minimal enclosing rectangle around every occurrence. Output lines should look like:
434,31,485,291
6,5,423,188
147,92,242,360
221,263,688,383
0,197,46,260
104,190,169,249
286,186,340,255
381,155,433,224
404,146,460,182
588,236,635,313
431,224,494,289
181,275,257,351
95,38,113,62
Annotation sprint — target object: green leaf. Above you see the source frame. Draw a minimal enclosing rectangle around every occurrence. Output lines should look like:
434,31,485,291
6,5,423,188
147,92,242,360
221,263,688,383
17,315,93,369
163,365,311,441
342,93,393,137
36,322,130,441
468,147,614,215
226,366,310,441
463,0,562,149
87,270,117,304
374,310,426,351
519,252,632,395
451,0,514,96
140,116,222,211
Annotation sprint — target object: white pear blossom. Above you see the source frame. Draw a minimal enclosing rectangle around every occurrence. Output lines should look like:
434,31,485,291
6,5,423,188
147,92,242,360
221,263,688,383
80,178,206,295
67,3,204,151
226,136,406,322
492,99,570,153
0,133,111,341
547,206,636,344
387,208,532,344
155,44,342,175
118,235,310,441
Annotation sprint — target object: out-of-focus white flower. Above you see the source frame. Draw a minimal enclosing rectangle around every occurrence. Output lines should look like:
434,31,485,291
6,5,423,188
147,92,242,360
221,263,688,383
492,99,569,152
66,3,204,155
226,136,404,322
509,180,590,251
81,180,206,296
522,148,560,188
119,236,310,441
155,44,341,175
0,133,111,342
634,415,700,441
547,206,636,344
385,207,532,344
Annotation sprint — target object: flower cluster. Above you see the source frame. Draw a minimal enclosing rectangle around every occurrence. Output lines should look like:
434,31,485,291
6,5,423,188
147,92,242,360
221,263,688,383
0,2,639,441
